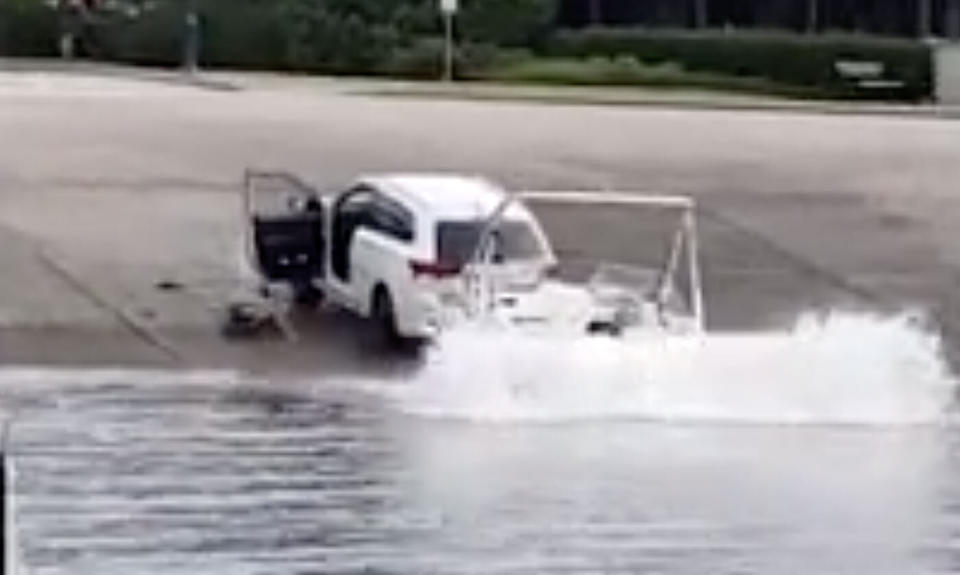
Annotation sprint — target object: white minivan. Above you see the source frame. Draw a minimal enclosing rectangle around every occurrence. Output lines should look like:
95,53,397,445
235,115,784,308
246,172,556,344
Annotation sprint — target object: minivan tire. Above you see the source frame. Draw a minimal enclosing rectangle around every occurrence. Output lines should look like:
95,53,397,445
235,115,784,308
371,286,401,349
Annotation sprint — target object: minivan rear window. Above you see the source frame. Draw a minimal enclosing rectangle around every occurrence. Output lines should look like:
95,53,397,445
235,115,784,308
437,220,544,267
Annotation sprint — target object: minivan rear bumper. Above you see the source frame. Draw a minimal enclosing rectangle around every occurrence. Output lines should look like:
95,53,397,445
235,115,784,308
395,290,446,339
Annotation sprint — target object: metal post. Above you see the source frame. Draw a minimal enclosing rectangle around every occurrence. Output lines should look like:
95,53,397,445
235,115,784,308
443,11,454,82
183,1,200,73
658,224,685,309
684,208,705,332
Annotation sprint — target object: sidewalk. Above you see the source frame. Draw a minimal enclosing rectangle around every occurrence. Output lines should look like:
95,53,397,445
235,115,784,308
0,57,238,92
353,80,960,119
2,57,956,118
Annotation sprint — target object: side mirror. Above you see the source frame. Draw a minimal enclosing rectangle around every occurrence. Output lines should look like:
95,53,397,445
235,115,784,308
304,196,323,213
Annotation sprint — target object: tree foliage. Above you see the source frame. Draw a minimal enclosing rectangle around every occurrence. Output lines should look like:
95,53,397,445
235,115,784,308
557,0,959,38
0,0,564,63
0,0,60,57
458,0,557,46
548,27,932,100
0,0,555,71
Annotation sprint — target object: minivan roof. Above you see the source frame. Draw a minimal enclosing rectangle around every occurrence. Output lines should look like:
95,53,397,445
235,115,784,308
360,174,525,220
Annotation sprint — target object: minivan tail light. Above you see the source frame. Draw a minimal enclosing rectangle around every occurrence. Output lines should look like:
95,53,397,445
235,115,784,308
410,260,461,279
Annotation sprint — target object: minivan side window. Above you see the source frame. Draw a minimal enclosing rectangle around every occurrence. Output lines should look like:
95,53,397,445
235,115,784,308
370,194,415,242
338,186,375,217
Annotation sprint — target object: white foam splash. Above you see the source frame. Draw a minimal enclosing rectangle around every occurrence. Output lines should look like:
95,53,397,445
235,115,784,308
393,312,958,426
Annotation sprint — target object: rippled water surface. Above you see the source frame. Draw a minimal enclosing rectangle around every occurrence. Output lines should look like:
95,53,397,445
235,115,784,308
0,372,956,575
4,314,960,574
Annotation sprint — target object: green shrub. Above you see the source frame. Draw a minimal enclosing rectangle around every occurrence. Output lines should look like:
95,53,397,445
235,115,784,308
98,2,296,70
273,6,401,74
479,55,813,97
200,0,288,70
0,0,59,57
97,3,183,66
459,0,556,47
545,28,932,101
381,38,530,79
96,1,400,73
0,0,561,76
459,42,531,76
379,36,445,78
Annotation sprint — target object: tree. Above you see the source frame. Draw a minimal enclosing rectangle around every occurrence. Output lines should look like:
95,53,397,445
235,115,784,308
459,0,557,46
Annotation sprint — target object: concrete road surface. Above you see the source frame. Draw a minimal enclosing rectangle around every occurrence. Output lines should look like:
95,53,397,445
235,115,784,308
1,68,959,373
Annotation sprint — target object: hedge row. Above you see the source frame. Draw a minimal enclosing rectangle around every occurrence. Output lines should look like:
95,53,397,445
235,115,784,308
68,1,398,72
0,0,59,57
545,28,933,101
478,57,824,98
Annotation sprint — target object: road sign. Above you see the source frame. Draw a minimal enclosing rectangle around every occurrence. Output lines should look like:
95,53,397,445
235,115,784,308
440,0,458,15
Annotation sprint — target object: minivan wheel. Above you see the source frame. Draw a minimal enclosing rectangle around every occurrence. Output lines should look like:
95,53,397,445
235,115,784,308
371,287,401,349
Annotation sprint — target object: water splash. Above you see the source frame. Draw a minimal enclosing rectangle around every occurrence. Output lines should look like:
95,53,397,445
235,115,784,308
393,312,958,426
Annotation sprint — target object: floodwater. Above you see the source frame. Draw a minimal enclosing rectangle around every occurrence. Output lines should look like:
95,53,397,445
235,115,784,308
4,313,960,574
